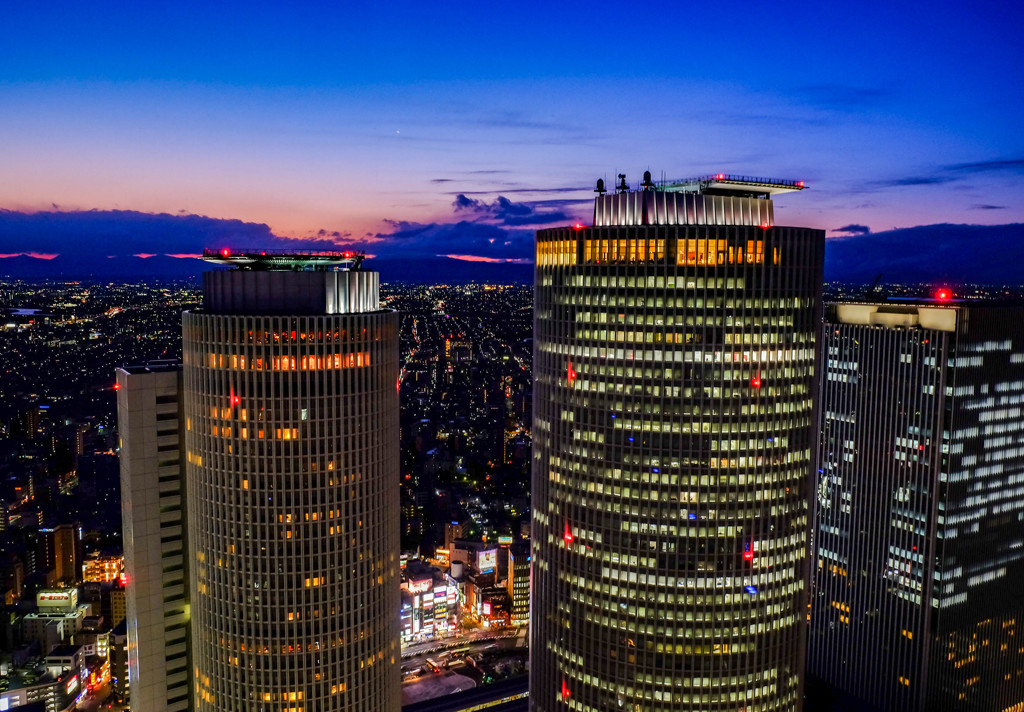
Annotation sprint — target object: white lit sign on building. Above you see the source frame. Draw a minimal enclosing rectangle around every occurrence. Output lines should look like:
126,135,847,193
477,549,497,573
407,578,431,594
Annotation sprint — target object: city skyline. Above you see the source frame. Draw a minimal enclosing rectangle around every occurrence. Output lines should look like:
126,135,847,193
1,2,1023,709
2,1,1023,271
3,273,1024,710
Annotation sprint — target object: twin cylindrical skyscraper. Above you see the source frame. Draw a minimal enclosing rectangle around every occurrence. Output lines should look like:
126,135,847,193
183,258,400,711
530,175,824,711
121,174,825,712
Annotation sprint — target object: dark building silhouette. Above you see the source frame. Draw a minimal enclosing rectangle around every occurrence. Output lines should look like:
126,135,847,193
810,300,1024,711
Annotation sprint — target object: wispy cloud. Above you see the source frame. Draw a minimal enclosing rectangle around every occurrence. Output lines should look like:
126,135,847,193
446,186,585,195
861,156,1024,192
868,175,958,188
796,84,890,110
451,193,572,227
438,254,531,264
833,224,871,235
945,158,1024,174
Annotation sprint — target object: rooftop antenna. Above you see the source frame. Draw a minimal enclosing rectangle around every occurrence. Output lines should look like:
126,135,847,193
616,174,628,193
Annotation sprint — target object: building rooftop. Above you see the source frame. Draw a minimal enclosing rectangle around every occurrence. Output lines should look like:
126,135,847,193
599,172,806,199
46,644,82,658
201,248,364,271
119,359,181,375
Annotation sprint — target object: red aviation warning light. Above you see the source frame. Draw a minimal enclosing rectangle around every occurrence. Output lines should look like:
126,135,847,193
751,373,762,389
567,361,578,386
716,173,725,180
573,223,585,231
743,546,755,563
220,248,231,257
936,288,952,301
561,679,571,700
230,387,241,407
112,382,121,391
564,522,574,546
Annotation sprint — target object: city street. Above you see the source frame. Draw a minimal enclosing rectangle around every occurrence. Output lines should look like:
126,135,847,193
402,627,522,662
75,681,114,711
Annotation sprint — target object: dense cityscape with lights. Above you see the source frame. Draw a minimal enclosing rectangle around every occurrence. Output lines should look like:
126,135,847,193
2,270,1023,711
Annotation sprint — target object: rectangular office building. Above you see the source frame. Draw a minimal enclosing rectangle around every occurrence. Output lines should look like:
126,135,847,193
810,301,1024,712
117,361,191,712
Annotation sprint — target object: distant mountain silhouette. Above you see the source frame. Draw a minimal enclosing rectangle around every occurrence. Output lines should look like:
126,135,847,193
0,254,206,281
1,223,1021,285
824,223,1024,285
0,253,535,284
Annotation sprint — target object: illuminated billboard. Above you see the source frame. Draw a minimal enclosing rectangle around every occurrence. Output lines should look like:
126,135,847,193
477,549,497,573
37,588,78,610
407,578,432,594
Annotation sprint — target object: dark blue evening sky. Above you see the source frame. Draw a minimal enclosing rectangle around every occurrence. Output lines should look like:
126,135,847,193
1,1,1021,262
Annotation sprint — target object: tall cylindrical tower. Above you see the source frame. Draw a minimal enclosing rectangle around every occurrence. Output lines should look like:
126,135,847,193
183,252,400,712
531,175,824,712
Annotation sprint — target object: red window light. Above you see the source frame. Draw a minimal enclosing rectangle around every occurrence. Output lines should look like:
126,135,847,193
564,522,574,546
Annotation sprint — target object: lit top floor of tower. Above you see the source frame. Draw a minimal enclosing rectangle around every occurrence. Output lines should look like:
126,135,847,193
199,248,379,315
530,171,823,712
183,249,400,711
591,172,805,228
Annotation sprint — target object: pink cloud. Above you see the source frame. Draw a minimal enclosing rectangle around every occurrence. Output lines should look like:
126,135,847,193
439,254,531,264
0,252,59,259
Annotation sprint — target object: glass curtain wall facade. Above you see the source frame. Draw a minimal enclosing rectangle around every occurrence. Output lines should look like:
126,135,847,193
810,302,1024,712
531,177,824,712
182,266,400,712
